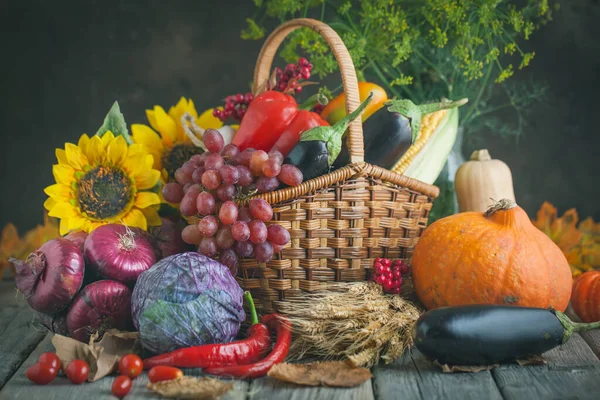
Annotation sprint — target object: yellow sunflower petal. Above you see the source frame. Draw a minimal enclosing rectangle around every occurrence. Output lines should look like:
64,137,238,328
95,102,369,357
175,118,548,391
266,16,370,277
131,124,164,153
127,143,148,158
44,183,72,201
121,154,146,177
198,108,224,130
141,206,162,226
59,218,71,235
151,106,178,146
66,215,87,232
44,197,57,211
169,97,198,121
52,164,75,185
78,134,90,157
101,131,115,150
107,135,127,166
85,135,104,165
65,143,89,171
135,170,161,190
134,192,161,209
122,208,147,231
56,149,69,165
48,202,78,219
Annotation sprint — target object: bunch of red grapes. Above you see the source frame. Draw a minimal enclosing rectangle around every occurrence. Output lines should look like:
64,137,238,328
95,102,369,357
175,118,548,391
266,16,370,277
161,129,303,274
213,57,313,123
371,258,411,294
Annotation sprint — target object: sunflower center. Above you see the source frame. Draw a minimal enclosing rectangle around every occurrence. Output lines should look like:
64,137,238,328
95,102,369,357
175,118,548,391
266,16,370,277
77,165,134,220
162,144,203,181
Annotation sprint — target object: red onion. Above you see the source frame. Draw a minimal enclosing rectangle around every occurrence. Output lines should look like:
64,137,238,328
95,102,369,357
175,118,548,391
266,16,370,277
35,311,69,336
64,230,88,252
67,280,133,342
12,238,85,314
147,218,191,258
84,224,156,284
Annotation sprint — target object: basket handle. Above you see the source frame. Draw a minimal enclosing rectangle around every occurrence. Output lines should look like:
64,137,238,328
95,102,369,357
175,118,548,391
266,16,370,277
252,18,364,164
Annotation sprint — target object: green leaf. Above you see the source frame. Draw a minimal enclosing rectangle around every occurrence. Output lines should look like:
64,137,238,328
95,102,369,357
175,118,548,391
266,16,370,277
96,101,132,144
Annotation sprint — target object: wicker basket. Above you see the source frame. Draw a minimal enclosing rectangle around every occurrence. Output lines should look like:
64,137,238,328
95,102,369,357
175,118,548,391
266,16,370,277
237,18,440,313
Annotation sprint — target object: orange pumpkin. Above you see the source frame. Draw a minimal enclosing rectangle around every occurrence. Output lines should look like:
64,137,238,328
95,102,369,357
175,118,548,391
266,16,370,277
412,199,573,311
571,271,600,322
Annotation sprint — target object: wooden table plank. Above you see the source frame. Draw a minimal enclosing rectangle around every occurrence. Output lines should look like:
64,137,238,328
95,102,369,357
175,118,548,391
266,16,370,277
580,330,600,360
543,332,600,369
0,335,249,399
249,376,374,400
372,349,503,400
0,306,45,390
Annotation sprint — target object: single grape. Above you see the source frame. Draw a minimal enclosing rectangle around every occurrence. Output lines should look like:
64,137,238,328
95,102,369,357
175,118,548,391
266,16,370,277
250,150,269,176
201,170,222,190
219,165,239,185
221,144,240,161
234,241,254,257
181,161,198,175
254,241,274,263
267,224,290,246
203,129,225,153
238,207,252,223
198,215,218,237
175,168,193,185
268,150,284,165
256,176,280,193
190,153,206,165
262,158,281,178
180,192,199,216
234,148,255,166
192,166,206,183
219,201,239,225
162,182,184,203
216,184,236,201
204,153,224,171
198,237,218,257
248,220,268,244
185,183,203,194
181,224,202,245
219,248,239,275
196,191,217,215
279,164,304,186
249,199,273,222
236,165,253,187
231,221,250,242
272,243,284,253
183,183,193,193
215,226,235,249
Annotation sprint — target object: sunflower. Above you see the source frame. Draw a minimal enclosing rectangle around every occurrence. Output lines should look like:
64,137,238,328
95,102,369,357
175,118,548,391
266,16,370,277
131,97,223,182
44,132,162,235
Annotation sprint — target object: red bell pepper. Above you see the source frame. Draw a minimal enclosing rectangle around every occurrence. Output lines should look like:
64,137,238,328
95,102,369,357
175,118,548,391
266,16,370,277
232,91,329,155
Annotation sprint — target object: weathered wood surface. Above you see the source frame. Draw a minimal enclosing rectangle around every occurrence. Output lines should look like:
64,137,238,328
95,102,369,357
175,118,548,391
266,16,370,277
1,280,600,399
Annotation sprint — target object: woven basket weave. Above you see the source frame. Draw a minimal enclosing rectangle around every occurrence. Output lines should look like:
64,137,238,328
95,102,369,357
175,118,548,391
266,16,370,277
237,18,440,313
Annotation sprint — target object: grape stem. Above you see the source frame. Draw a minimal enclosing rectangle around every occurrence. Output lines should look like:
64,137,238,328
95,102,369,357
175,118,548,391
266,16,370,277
181,113,208,150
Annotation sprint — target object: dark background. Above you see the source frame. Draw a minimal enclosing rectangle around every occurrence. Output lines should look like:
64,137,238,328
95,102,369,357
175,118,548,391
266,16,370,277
0,0,599,233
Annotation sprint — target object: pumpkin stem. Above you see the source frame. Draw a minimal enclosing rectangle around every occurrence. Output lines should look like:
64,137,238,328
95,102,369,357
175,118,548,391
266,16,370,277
470,149,492,161
553,309,600,344
484,198,517,217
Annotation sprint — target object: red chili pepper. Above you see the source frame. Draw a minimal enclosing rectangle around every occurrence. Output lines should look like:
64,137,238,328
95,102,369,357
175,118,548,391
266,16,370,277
232,91,328,155
142,292,271,370
203,313,291,379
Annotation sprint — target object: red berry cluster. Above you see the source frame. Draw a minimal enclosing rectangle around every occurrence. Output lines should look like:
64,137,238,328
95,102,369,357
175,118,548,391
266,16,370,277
213,92,254,122
371,258,410,294
273,57,313,94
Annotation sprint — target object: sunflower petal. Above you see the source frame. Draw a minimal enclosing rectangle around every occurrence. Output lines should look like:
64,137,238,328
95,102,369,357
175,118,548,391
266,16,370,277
135,170,161,190
135,192,161,209
198,108,224,130
44,183,72,201
131,124,164,153
65,143,89,170
141,206,162,226
107,135,127,166
52,164,75,185
85,136,104,165
48,202,78,219
101,131,115,150
123,208,147,231
56,149,69,165
78,134,90,157
59,219,71,235
44,197,57,211
151,106,178,146
121,154,146,177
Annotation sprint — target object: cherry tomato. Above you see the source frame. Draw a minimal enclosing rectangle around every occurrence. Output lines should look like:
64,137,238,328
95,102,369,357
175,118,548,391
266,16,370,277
26,363,57,385
65,359,89,384
118,354,143,379
111,375,132,398
147,366,183,383
38,352,61,370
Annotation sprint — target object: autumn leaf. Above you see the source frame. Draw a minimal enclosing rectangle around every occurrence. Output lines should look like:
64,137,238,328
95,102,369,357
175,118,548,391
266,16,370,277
267,361,372,387
146,376,233,400
533,202,583,252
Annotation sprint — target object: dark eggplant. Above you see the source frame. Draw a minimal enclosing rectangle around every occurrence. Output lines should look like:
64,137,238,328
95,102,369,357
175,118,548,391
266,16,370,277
283,93,374,182
333,98,468,170
413,305,600,366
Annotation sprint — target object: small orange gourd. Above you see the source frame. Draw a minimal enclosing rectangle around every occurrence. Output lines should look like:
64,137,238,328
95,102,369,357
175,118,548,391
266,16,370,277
412,199,573,311
571,271,600,322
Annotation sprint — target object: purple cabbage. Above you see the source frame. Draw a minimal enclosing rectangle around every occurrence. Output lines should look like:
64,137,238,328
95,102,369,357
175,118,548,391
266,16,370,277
131,252,245,355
